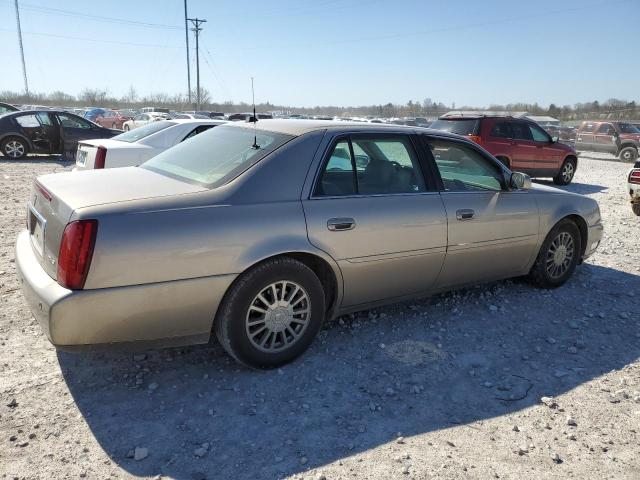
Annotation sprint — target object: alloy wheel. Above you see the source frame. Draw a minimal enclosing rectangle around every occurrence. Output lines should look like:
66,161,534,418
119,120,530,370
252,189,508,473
245,280,311,353
562,162,574,183
4,140,25,158
545,232,575,279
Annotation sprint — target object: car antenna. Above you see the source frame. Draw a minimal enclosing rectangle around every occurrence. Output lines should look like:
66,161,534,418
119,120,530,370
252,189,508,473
250,77,259,149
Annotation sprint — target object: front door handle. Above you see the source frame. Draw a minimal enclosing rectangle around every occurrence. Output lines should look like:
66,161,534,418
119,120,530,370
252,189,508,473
327,218,356,231
456,209,475,221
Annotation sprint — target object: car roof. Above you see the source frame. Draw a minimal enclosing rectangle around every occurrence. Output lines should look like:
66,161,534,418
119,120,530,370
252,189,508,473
224,118,467,139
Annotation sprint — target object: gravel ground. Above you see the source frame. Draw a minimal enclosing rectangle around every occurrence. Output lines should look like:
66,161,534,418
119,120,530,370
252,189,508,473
1,155,639,480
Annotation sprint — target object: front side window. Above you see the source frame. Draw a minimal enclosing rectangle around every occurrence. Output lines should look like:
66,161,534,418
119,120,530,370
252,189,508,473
142,125,292,188
618,123,640,134
581,123,595,133
315,136,426,197
428,140,504,192
57,114,92,129
529,124,550,142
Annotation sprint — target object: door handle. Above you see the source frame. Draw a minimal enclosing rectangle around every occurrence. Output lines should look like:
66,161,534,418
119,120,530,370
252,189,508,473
456,209,475,221
327,218,356,231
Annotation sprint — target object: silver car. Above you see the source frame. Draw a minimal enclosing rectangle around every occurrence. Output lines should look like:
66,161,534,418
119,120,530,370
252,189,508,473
15,120,603,367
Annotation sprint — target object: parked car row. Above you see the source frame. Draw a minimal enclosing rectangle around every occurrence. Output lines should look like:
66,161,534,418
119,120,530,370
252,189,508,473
13,118,603,368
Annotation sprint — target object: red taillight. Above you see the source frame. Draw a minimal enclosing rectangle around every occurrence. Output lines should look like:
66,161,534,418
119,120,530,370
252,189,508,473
57,220,98,290
94,146,107,169
629,169,640,184
468,135,482,145
35,180,52,201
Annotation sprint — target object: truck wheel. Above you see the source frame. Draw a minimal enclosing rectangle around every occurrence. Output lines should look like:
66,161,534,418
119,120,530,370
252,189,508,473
553,158,576,185
633,203,640,216
619,147,638,162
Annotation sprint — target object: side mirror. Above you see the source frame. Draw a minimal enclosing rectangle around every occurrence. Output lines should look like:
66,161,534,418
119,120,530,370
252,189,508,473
551,136,559,143
510,171,531,190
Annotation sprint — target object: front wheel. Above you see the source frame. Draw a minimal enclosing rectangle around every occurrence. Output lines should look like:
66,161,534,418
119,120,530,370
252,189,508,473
528,219,581,288
214,257,326,368
619,146,638,162
553,158,576,185
632,203,640,216
123,125,130,131
1,137,28,159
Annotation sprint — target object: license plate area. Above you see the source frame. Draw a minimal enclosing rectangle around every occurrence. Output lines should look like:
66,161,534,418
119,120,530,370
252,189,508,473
28,203,46,257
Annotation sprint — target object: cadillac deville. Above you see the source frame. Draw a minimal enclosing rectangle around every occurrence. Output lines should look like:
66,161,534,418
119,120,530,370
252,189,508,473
16,120,603,367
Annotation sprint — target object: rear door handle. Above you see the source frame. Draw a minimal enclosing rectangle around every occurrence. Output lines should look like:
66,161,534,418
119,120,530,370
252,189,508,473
456,209,475,221
327,218,356,231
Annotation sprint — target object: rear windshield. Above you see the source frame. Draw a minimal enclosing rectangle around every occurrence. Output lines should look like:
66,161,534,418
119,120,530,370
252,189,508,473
618,123,640,134
142,125,292,188
112,121,176,143
430,119,479,136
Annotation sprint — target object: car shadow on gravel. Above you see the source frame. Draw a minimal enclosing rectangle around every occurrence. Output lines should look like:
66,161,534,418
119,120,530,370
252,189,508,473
533,179,608,195
57,263,640,480
0,155,72,166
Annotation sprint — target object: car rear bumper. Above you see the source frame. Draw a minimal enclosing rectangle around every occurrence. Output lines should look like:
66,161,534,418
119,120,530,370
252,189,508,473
583,221,603,260
15,230,236,349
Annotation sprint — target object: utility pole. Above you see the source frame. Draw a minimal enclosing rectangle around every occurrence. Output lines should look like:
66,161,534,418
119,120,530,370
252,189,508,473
184,0,191,105
14,0,29,97
187,17,206,110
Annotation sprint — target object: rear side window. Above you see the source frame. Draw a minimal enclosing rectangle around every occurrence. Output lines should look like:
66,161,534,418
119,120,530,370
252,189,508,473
428,140,504,192
15,114,40,127
509,122,533,141
597,123,615,135
315,136,426,197
112,121,175,143
429,119,479,136
489,122,512,138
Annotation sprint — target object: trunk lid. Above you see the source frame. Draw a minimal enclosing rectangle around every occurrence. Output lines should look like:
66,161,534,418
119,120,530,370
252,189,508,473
75,139,132,170
28,167,206,280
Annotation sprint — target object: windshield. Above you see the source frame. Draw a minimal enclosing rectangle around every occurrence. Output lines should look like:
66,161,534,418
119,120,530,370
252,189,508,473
112,121,176,143
618,123,640,134
430,119,479,136
142,125,293,187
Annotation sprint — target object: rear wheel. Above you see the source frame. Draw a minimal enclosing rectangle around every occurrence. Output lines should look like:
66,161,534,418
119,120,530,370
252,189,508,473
1,137,28,159
215,257,326,368
619,146,638,162
632,203,640,216
528,219,581,288
553,158,576,185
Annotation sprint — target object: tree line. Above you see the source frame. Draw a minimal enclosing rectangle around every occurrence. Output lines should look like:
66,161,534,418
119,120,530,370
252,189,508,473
1,88,639,120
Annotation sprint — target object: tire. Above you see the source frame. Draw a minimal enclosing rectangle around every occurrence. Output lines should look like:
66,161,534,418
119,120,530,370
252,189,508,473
553,157,576,185
528,219,581,288
214,257,326,368
124,125,130,132
632,203,640,216
619,146,638,162
112,123,117,129
1,137,28,159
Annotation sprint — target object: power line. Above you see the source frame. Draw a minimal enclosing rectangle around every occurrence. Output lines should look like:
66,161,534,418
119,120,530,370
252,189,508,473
0,27,182,48
0,0,181,30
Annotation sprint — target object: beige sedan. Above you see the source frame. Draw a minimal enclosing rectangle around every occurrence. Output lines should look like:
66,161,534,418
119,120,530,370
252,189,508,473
15,120,603,367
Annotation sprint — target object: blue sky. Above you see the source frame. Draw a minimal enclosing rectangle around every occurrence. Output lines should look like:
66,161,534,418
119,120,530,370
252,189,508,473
0,0,637,107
